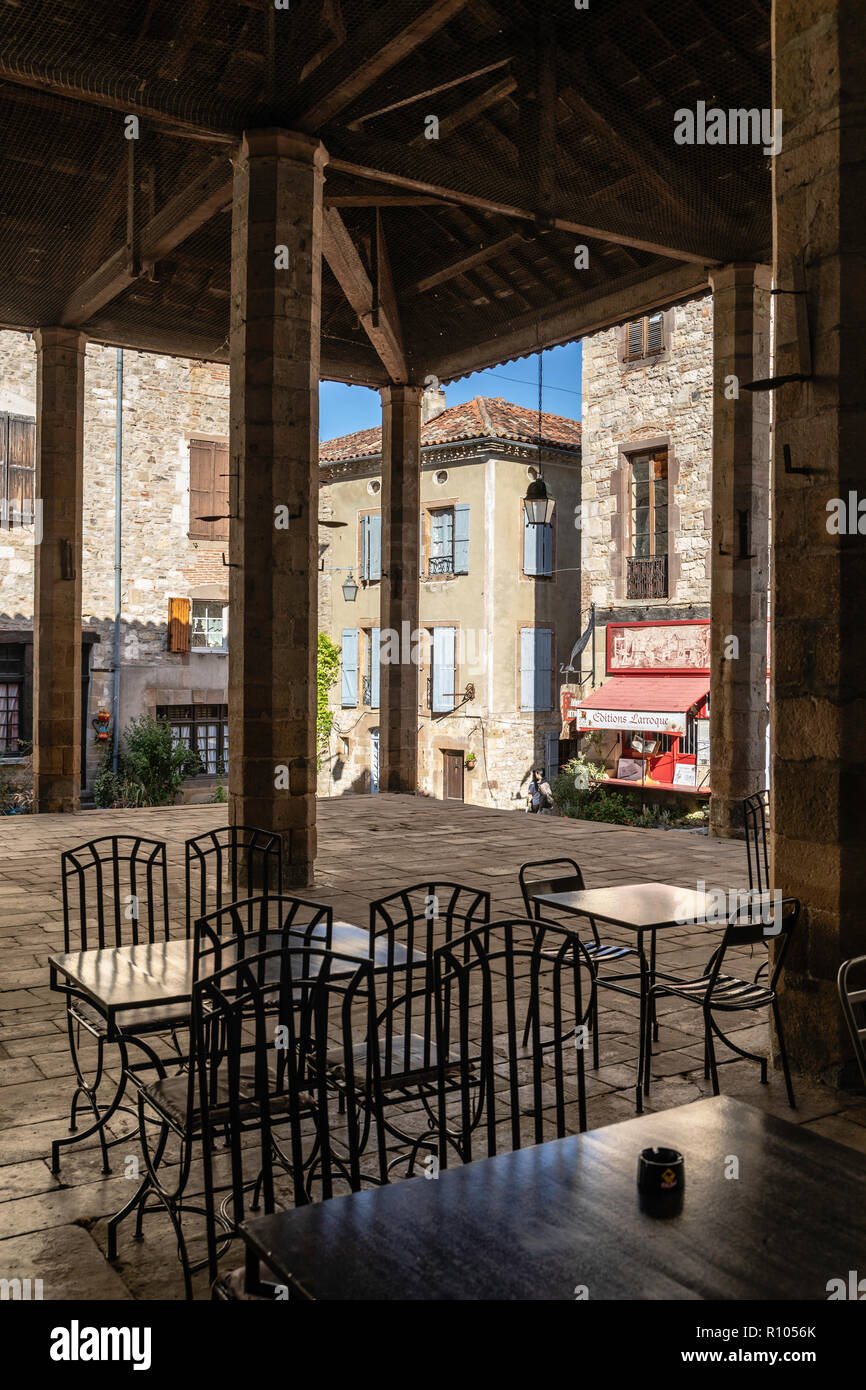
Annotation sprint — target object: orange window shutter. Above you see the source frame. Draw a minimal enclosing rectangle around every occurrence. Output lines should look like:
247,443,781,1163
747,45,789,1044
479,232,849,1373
167,597,191,653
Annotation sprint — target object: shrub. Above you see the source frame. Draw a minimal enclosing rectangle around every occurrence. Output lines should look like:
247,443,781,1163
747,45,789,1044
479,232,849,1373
93,717,200,808
551,753,606,818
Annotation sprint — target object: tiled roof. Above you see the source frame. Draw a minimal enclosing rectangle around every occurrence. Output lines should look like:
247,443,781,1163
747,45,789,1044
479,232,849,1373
319,396,581,463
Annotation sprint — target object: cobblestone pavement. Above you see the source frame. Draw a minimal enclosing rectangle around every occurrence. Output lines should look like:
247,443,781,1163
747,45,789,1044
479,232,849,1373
0,795,861,1299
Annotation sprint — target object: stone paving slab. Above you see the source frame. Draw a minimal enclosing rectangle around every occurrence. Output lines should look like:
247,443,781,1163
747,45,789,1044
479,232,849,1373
0,793,860,1300
0,1225,132,1300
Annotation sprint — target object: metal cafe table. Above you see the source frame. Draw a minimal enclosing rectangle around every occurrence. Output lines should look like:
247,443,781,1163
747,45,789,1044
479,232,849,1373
531,882,720,1113
239,1095,866,1300
48,920,411,1028
47,921,411,1164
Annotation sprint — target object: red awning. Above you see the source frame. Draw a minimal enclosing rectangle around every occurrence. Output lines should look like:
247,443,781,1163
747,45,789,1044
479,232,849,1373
573,675,709,735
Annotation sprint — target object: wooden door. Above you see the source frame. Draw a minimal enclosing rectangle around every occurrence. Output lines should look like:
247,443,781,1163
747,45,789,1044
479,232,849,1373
442,750,464,802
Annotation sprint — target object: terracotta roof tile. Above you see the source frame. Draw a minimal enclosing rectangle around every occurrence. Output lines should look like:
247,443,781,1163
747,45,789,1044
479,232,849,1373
319,396,581,463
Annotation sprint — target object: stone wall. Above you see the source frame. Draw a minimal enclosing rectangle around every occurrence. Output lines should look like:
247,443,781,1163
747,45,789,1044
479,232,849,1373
580,295,714,622
0,330,231,786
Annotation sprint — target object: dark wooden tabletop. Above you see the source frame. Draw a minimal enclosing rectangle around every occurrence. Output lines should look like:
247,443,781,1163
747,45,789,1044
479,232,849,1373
49,920,409,1017
533,881,716,931
240,1096,866,1300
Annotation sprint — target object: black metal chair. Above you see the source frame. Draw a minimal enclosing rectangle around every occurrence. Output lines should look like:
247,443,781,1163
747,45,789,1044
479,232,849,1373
52,835,180,1174
519,858,643,1065
431,918,596,1169
643,897,800,1108
191,891,333,976
357,882,489,1165
838,955,866,1091
185,826,282,937
112,940,383,1299
743,790,770,895
107,892,334,1267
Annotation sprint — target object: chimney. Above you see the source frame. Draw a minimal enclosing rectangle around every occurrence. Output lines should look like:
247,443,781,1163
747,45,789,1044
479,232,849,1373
422,383,447,422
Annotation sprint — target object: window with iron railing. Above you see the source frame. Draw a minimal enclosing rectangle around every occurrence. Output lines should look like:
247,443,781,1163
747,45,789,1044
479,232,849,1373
626,555,668,599
627,447,668,597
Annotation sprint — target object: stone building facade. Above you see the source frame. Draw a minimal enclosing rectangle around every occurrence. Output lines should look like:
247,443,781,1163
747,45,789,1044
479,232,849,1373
317,395,583,810
1,296,718,808
0,329,231,795
565,294,718,794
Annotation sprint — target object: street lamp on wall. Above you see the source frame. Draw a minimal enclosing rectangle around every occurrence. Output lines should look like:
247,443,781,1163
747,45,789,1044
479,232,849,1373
523,474,555,526
341,572,359,602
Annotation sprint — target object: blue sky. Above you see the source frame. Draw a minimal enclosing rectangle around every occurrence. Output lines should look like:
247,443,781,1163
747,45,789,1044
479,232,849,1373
319,339,582,442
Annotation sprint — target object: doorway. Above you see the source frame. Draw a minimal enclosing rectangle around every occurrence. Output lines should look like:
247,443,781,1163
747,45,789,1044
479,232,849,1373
442,749,464,802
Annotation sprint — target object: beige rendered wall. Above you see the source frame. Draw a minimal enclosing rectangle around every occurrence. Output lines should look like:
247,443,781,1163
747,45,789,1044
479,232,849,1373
319,446,581,809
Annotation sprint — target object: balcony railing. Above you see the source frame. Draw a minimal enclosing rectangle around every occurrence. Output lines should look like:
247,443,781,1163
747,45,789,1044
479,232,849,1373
626,555,668,599
427,553,454,577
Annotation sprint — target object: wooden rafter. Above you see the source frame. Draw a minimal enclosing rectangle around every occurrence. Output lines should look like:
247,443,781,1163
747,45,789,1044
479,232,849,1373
293,0,472,130
321,207,408,382
61,156,233,326
428,263,712,382
328,135,722,264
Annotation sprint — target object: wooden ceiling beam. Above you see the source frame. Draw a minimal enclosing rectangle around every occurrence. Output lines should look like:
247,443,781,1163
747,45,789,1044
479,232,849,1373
426,262,712,381
321,207,408,382
327,136,724,264
348,55,513,130
409,75,517,145
406,230,528,295
294,0,472,130
61,156,234,326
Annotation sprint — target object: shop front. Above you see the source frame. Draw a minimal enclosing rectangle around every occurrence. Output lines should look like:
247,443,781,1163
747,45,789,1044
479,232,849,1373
563,619,711,796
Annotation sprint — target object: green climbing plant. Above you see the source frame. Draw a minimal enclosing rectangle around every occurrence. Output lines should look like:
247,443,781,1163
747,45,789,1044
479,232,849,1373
317,632,341,770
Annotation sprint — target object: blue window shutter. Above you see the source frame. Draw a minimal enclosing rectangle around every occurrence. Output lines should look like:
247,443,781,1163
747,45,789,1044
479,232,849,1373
540,521,553,576
534,628,553,711
520,628,535,710
369,514,382,582
341,628,358,707
432,627,455,712
360,516,370,581
454,503,470,573
371,627,380,707
420,511,425,576
523,513,538,575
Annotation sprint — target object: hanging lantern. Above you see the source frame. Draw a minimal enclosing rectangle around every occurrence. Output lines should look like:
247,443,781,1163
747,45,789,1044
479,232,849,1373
341,572,359,602
523,475,555,526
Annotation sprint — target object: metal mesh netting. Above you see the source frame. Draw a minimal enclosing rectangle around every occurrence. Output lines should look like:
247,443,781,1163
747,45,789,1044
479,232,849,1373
0,0,772,373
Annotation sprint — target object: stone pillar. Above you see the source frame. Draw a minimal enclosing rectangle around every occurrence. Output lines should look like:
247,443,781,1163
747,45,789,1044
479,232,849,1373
771,0,866,1080
228,130,326,886
708,264,771,839
379,384,423,793
33,328,86,813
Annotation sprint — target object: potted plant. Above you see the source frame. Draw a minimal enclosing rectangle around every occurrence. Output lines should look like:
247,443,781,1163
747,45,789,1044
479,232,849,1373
465,752,477,771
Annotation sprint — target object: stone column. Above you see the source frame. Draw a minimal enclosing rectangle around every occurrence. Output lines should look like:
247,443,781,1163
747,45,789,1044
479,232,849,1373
708,264,772,839
228,130,326,886
771,0,866,1080
379,384,423,793
33,328,86,813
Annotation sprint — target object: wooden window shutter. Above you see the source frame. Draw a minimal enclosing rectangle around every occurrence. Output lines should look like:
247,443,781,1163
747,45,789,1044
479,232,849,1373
167,597,191,653
627,320,643,358
647,313,664,354
189,440,229,541
3,416,35,514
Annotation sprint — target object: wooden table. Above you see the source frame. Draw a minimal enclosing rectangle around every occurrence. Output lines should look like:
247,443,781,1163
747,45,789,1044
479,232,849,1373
240,1096,866,1301
533,882,720,1112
